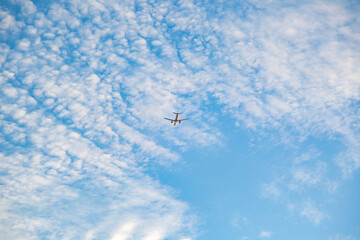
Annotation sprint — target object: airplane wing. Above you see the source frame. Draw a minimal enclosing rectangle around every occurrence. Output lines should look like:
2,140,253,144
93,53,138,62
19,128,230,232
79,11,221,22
179,118,188,121
164,118,174,121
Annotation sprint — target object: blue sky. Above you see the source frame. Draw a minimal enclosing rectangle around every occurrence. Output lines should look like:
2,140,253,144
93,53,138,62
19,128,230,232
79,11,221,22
1,0,360,239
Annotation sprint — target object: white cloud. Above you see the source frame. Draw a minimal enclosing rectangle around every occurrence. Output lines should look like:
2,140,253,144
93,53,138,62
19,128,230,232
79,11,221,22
230,214,248,229
212,0,359,225
2,85,18,98
261,180,282,200
292,162,327,186
300,201,328,225
259,230,273,238
0,9,23,41
1,0,359,238
17,38,31,50
210,1,360,156
335,145,360,178
0,10,16,30
0,0,207,238
11,0,37,16
110,220,137,240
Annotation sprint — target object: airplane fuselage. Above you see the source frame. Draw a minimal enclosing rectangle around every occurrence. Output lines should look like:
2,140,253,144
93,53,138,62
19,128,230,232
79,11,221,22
174,113,179,126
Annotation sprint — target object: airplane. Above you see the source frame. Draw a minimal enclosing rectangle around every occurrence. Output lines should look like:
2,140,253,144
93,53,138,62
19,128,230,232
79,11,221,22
164,112,188,126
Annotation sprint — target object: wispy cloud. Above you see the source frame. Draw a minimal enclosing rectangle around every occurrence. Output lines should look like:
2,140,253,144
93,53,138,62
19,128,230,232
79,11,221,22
212,0,360,224
230,214,248,229
1,0,359,238
300,201,328,225
261,180,282,200
1,0,209,239
259,230,273,238
211,1,360,142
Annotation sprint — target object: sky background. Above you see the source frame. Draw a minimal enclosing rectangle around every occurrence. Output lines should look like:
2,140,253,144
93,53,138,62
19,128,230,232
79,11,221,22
1,0,360,239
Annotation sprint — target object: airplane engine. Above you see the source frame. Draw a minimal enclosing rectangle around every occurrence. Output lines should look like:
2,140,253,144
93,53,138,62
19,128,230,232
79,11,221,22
179,121,181,124
171,121,173,123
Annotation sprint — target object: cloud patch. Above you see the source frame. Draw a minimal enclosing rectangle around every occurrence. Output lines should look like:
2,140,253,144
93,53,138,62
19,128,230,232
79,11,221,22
259,230,273,238
300,201,328,225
